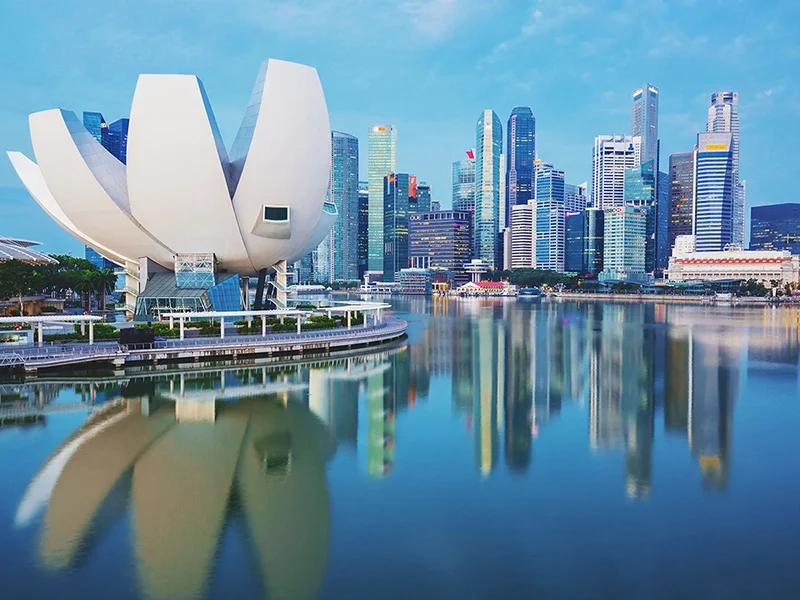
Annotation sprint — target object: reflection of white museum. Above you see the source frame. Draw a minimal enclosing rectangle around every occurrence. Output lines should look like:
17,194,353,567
8,59,336,319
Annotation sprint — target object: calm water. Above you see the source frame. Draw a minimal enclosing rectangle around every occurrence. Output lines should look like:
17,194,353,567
1,298,800,600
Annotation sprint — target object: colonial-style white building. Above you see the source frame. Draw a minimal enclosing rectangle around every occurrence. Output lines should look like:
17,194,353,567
667,235,800,285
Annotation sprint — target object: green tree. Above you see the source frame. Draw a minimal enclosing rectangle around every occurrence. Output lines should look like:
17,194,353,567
0,260,40,314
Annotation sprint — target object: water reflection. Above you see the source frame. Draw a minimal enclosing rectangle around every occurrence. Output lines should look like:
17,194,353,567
4,300,800,598
405,299,799,495
13,346,407,600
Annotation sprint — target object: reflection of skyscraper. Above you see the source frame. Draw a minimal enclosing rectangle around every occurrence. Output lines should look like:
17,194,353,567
665,332,691,435
504,306,533,472
472,317,500,476
689,332,737,490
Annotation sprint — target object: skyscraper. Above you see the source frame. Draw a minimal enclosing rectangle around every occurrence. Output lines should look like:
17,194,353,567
330,131,359,281
383,173,411,281
565,182,588,213
506,107,535,222
510,202,535,269
475,110,502,269
357,181,369,280
107,118,129,164
534,162,566,272
408,210,472,284
564,212,584,273
82,111,107,146
600,205,648,282
583,208,605,275
708,92,743,247
631,83,659,166
669,152,694,254
624,160,656,273
750,204,800,254
414,180,431,213
592,135,642,209
368,125,397,271
452,151,476,212
693,132,735,252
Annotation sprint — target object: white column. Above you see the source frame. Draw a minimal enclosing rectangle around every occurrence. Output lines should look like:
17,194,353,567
80,321,85,335
328,310,332,318
179,318,185,341
348,312,352,329
89,321,94,345
261,316,267,337
37,321,43,347
169,316,174,329
297,316,301,334
220,317,225,339
363,311,367,326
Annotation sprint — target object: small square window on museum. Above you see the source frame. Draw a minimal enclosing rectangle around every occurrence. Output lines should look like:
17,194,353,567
263,205,289,222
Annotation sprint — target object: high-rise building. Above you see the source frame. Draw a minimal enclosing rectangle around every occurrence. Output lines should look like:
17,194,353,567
408,210,472,284
329,132,359,281
82,111,108,146
600,205,647,282
312,234,332,283
565,212,584,273
565,209,605,275
85,246,119,270
592,135,642,209
383,173,411,281
534,162,566,272
584,208,605,275
510,202,535,269
357,181,369,280
368,125,397,271
565,182,588,213
708,92,743,247
475,110,502,269
750,204,800,254
506,107,535,223
498,153,507,231
694,132,735,252
431,200,441,212
624,160,657,273
452,151,476,212
656,168,670,274
107,118,129,164
631,83,659,166
669,152,694,254
414,180,431,213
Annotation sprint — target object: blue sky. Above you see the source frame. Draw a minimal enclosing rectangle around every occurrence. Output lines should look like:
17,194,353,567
1,0,797,254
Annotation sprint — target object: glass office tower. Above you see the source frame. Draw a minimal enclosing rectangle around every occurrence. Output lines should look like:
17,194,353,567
750,203,800,253
475,110,502,269
669,152,694,253
107,118,130,164
368,125,397,271
357,181,369,280
694,132,735,252
534,162,566,272
330,131,359,281
506,107,535,225
383,173,411,281
82,111,108,146
631,83,659,166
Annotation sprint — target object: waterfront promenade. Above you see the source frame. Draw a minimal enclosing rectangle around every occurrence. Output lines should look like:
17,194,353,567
0,316,408,374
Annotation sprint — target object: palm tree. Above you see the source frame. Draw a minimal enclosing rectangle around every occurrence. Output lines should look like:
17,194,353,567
93,269,118,312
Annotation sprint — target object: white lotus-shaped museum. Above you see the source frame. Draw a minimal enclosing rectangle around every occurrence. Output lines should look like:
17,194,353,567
6,59,335,282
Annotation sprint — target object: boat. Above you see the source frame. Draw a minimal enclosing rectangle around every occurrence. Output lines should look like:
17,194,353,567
518,287,543,298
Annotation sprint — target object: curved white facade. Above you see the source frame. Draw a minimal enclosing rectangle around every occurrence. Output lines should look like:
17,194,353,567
7,59,335,277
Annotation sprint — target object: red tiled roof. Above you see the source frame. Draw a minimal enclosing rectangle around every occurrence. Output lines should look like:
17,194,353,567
477,281,505,288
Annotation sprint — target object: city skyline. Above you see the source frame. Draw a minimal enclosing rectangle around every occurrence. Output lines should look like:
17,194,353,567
1,1,795,254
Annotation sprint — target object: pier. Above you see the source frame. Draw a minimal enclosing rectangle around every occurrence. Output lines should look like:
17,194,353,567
0,316,407,374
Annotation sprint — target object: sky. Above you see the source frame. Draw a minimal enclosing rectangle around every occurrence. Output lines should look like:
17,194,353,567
1,0,798,254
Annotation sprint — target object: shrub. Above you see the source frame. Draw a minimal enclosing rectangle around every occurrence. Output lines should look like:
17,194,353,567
40,305,59,313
